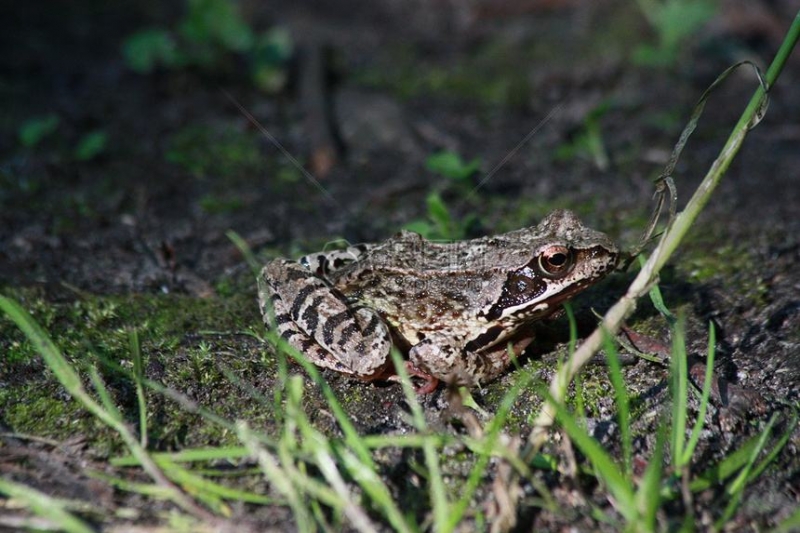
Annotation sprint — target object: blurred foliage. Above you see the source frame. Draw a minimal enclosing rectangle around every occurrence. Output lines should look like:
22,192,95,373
121,29,180,73
18,116,108,163
403,192,478,241
122,0,292,93
166,125,263,179
179,0,254,53
250,28,293,93
404,151,485,239
633,0,717,66
425,150,481,182
74,130,108,161
555,102,611,171
18,115,60,148
199,193,244,214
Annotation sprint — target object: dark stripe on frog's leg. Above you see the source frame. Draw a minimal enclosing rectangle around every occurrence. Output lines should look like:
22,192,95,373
322,310,351,346
280,328,298,340
337,322,360,346
290,285,319,319
300,295,326,335
261,272,350,374
279,321,349,374
300,244,374,278
286,266,313,281
360,312,382,337
261,258,393,379
274,312,292,325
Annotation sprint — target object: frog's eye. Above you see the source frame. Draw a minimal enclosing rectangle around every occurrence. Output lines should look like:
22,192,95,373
537,245,573,278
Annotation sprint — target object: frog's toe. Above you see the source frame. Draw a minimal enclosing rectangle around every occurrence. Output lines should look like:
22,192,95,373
404,361,440,394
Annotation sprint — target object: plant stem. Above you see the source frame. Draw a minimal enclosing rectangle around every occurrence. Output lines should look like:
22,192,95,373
526,10,800,454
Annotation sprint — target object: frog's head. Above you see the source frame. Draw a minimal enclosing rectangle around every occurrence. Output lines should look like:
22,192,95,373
483,210,619,322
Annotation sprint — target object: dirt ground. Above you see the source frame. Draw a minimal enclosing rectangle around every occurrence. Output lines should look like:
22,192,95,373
1,1,799,531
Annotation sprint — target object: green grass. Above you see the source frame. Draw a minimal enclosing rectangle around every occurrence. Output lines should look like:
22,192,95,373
546,313,796,532
2,9,798,532
0,478,94,533
2,282,797,530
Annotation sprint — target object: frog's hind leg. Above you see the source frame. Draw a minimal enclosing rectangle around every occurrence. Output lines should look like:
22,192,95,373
259,260,393,380
299,243,374,278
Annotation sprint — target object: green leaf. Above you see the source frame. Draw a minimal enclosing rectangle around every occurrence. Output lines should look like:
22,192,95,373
122,28,180,73
74,130,107,161
425,150,481,181
657,0,715,49
179,0,254,52
632,0,716,67
250,28,293,92
402,220,434,237
253,27,293,65
19,114,60,147
426,192,452,233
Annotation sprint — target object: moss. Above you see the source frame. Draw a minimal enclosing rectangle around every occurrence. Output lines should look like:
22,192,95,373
351,4,649,109
353,44,533,108
165,124,264,181
676,238,768,308
1,382,123,454
0,283,280,448
199,193,244,214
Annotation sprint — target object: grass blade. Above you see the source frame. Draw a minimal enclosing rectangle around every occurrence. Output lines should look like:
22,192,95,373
715,413,778,528
670,317,688,467
390,349,448,532
129,327,149,448
603,330,631,477
238,421,313,531
688,436,758,493
0,295,214,520
680,322,716,464
226,229,262,275
545,390,636,519
0,478,94,533
636,424,665,533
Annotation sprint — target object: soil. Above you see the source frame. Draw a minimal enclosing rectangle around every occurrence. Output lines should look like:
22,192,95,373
1,1,799,531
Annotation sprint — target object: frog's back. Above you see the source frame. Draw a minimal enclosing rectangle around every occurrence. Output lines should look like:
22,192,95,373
353,230,536,273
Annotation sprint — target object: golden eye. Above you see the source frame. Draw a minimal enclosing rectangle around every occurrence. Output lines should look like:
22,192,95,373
537,245,573,278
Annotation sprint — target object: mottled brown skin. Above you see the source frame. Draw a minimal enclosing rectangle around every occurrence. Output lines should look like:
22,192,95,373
259,210,618,390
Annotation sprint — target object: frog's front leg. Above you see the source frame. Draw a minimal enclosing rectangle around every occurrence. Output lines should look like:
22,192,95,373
258,259,394,380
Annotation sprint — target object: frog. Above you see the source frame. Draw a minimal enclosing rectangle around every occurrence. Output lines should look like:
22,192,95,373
258,209,618,392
